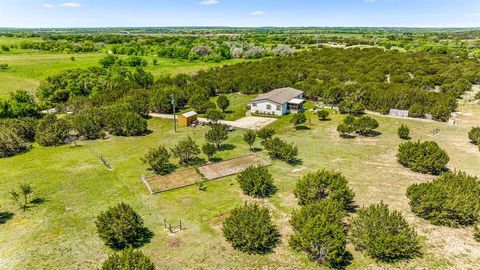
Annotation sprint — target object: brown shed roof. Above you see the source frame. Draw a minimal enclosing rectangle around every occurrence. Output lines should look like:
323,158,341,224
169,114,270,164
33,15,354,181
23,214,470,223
251,87,303,104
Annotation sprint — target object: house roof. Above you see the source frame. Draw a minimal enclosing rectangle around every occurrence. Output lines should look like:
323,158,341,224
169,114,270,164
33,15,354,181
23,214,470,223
182,111,197,118
251,87,303,104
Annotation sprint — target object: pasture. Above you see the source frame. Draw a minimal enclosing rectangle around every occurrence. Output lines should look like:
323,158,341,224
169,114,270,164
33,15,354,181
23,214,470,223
0,94,479,270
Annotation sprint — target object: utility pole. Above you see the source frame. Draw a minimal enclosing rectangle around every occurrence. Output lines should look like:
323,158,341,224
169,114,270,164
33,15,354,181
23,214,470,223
171,94,177,133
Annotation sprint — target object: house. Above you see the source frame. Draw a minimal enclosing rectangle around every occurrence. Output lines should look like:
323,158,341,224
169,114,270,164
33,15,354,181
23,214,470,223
178,111,198,126
250,87,305,116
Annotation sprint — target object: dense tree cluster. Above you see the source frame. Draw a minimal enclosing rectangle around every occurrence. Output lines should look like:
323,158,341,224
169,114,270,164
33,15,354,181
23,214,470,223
407,171,480,227
0,90,38,119
222,203,280,254
337,115,379,137
350,202,421,262
397,141,449,175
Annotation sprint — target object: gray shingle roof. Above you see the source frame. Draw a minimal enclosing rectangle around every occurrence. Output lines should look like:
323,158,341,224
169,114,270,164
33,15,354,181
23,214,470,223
251,87,303,104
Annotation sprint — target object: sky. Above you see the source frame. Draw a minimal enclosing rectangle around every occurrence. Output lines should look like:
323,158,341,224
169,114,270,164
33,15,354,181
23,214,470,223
1,0,480,28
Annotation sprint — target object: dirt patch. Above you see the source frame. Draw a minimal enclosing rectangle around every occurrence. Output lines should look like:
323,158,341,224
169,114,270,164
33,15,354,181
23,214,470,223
198,155,270,180
144,168,201,193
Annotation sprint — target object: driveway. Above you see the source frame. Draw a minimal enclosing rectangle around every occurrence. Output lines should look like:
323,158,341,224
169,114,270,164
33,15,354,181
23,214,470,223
149,113,276,130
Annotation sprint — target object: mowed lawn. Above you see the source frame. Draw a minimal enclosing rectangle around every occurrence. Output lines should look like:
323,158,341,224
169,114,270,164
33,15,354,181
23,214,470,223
1,103,480,269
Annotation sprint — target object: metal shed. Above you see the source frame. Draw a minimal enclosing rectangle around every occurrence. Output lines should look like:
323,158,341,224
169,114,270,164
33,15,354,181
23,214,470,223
178,111,198,126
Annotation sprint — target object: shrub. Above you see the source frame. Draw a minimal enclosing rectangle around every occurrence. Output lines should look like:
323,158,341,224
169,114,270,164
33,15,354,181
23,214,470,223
257,127,275,142
205,108,225,124
398,124,410,140
7,90,38,118
337,123,355,137
0,129,30,158
289,199,348,267
263,137,298,163
205,124,228,148
201,143,217,161
429,103,452,122
141,146,174,175
237,166,275,198
468,127,480,144
101,248,155,270
35,114,71,146
338,100,364,115
71,108,104,140
107,111,147,137
408,103,426,118
354,116,379,136
243,130,256,150
95,202,146,249
397,141,449,175
171,136,200,165
216,95,230,112
407,171,480,227
290,113,307,128
317,109,329,121
293,170,354,210
222,203,280,254
350,202,421,262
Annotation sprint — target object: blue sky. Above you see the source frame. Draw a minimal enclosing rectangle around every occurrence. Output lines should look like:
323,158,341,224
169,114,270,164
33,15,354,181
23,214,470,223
1,0,479,28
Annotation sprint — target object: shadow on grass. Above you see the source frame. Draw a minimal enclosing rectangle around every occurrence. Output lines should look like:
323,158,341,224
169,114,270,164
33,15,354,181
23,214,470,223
295,126,311,130
218,144,236,151
133,227,154,248
356,130,382,137
209,157,223,163
0,212,14,224
339,134,356,139
288,158,304,166
331,251,353,270
187,157,207,167
31,197,47,205
251,147,262,153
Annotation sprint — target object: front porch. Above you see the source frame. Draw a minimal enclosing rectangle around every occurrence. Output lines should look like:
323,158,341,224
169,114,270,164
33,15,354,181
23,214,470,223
287,98,306,113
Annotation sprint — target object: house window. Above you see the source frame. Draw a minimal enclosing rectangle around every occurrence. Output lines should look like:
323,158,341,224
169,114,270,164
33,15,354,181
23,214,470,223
266,104,271,110
252,103,257,107
276,105,281,111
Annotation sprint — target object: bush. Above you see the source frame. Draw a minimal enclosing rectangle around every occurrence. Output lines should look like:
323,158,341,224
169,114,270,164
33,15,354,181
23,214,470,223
35,114,71,146
205,108,225,124
216,95,230,112
257,127,275,142
243,130,256,150
468,127,480,144
397,141,449,175
95,202,146,249
141,146,174,175
0,117,36,142
0,128,31,158
71,108,104,140
104,108,148,137
293,170,354,210
398,124,410,140
407,171,480,227
290,113,307,128
317,109,329,120
201,142,217,160
350,202,421,262
222,203,280,254
237,165,275,198
354,116,379,136
338,100,364,115
101,248,155,270
205,124,228,148
429,103,451,122
263,137,298,163
171,136,200,165
408,103,426,118
289,199,348,267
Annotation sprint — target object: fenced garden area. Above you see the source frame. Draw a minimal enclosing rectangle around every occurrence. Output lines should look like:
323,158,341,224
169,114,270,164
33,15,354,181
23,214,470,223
142,155,271,194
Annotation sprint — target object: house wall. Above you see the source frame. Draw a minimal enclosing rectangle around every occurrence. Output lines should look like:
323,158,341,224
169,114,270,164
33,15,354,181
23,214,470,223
250,100,287,115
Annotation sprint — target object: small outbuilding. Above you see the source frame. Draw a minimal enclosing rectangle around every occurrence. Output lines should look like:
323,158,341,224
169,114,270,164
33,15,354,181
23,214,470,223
178,111,198,126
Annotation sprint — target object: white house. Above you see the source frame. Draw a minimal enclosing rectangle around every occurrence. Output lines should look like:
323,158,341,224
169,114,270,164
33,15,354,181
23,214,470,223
250,87,305,116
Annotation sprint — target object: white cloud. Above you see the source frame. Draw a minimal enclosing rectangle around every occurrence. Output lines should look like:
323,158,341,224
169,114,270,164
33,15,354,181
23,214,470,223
249,10,266,16
42,3,55,8
61,2,82,8
199,0,219,5
365,0,376,3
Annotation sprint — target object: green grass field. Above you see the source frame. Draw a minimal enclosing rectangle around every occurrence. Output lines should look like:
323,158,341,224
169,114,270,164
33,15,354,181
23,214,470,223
1,98,479,269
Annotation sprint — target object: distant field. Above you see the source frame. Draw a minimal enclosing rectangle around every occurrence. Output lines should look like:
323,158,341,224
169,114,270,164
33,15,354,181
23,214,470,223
0,51,246,97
